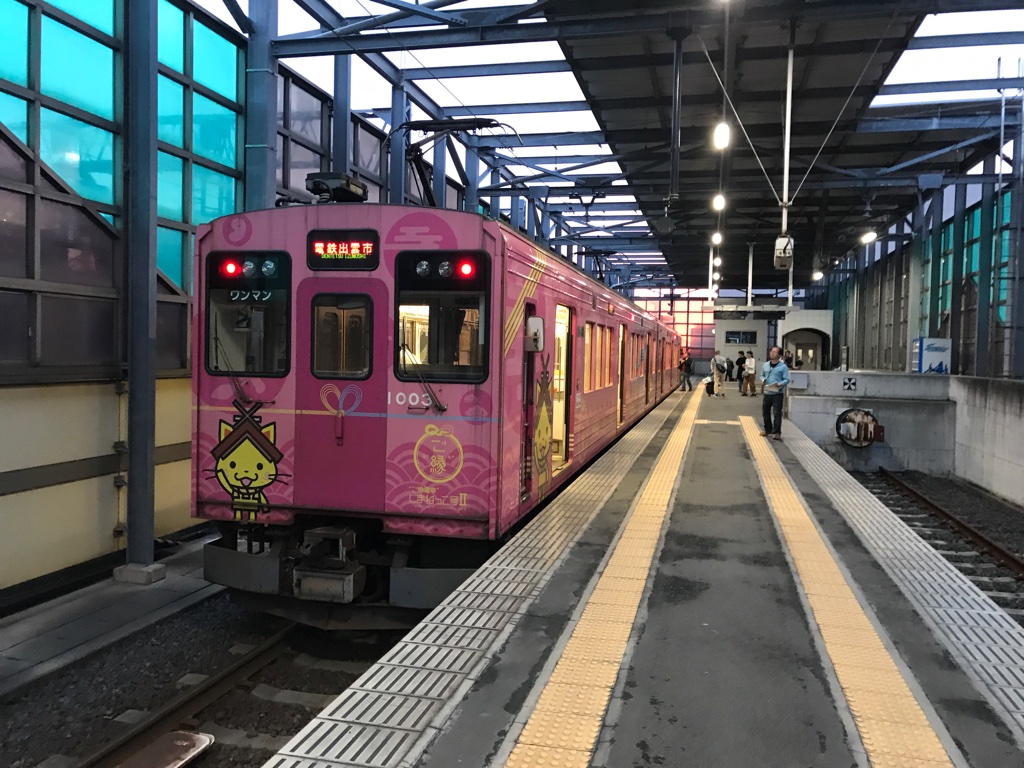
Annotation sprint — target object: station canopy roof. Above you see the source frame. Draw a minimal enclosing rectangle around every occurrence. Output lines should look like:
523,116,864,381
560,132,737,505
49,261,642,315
275,0,1024,289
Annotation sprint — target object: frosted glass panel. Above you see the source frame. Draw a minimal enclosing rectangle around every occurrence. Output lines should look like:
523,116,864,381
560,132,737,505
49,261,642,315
46,0,114,35
192,164,235,224
192,92,236,166
193,22,237,100
39,108,115,204
41,17,114,120
0,0,28,86
158,0,184,72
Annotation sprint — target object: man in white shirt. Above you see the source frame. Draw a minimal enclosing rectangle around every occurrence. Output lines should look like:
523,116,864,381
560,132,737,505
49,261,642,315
742,351,757,396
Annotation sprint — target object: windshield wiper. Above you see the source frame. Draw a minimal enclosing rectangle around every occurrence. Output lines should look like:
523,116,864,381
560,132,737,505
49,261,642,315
400,342,447,414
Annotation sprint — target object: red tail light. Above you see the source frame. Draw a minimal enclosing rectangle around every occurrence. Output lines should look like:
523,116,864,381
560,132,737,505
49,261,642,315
456,259,475,278
220,259,241,277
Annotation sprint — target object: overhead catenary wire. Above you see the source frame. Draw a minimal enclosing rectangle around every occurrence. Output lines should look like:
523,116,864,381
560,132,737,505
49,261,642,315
698,35,782,206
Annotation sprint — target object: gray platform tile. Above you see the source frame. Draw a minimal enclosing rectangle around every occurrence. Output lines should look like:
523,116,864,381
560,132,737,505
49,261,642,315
421,604,516,631
378,642,482,675
483,551,551,570
321,690,440,731
956,642,1024,667
401,623,498,652
945,624,1024,648
468,565,546,585
911,590,1006,613
264,760,354,768
992,686,1024,715
972,663,1024,690
925,606,1022,632
353,665,463,699
457,576,539,598
442,591,527,614
279,717,420,766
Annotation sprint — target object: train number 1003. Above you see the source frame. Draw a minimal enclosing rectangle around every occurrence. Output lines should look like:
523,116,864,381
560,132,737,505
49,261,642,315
387,391,432,408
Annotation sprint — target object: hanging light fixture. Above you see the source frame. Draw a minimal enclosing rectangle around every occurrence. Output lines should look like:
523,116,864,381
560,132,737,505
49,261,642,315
860,231,878,244
711,232,723,245
713,121,731,150
812,270,824,281
713,256,722,267
713,271,721,280
712,193,726,211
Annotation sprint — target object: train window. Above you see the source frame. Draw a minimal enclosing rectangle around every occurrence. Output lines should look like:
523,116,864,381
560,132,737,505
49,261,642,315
394,251,489,383
206,252,290,377
312,294,371,379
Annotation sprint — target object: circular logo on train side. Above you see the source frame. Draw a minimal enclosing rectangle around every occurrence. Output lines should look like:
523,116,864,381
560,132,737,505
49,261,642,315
414,424,465,484
222,214,253,247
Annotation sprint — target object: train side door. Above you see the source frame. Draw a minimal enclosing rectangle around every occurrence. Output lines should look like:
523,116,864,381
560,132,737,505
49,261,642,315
552,305,572,466
617,324,625,425
293,278,390,512
520,304,537,501
644,333,651,405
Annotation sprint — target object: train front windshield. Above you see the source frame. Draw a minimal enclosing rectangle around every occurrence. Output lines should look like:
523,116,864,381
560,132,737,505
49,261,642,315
395,252,489,383
206,252,291,377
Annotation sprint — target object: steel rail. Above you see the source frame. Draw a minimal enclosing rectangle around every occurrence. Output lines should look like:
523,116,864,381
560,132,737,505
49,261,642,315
77,623,297,768
879,467,1024,580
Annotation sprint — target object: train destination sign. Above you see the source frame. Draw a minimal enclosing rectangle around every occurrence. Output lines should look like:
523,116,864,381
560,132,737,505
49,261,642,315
307,229,380,270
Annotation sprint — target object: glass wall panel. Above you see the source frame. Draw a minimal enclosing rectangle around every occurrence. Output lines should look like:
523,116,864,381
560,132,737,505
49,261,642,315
288,142,320,192
40,295,117,365
289,83,322,145
158,0,184,72
39,108,115,204
0,0,28,86
0,290,30,363
0,91,27,144
46,0,114,35
41,17,114,120
0,134,27,182
193,22,237,100
157,300,188,370
192,164,235,224
157,225,183,288
275,133,284,186
38,198,115,286
192,92,236,166
0,189,27,278
157,150,183,220
157,75,184,146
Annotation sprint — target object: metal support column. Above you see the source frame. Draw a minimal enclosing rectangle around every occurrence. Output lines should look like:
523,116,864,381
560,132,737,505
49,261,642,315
489,168,500,218
244,0,277,211
891,220,905,370
510,195,520,231
464,136,479,213
1013,107,1024,378
951,182,967,373
432,136,447,208
976,156,995,377
928,188,944,338
332,55,352,175
122,0,162,580
388,83,408,204
746,242,754,306
905,200,925,368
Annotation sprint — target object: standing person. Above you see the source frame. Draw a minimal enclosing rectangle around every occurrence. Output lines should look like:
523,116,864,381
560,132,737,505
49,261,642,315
782,348,794,368
725,356,734,382
709,350,728,397
681,351,694,391
735,350,747,393
760,346,790,439
743,351,757,396
677,356,685,391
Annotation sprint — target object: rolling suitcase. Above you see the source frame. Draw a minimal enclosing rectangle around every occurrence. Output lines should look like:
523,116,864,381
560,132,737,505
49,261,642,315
705,379,715,396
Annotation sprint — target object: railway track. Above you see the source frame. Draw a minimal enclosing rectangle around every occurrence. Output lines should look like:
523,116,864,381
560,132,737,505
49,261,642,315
77,625,298,768
858,469,1024,621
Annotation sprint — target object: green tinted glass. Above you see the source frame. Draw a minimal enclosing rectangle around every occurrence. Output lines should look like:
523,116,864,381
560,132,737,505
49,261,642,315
46,0,113,35
192,92,236,166
158,0,184,72
0,91,28,143
192,164,235,224
157,151,183,220
157,226,183,288
39,108,115,204
193,22,238,100
0,0,28,86
41,17,114,120
158,75,184,146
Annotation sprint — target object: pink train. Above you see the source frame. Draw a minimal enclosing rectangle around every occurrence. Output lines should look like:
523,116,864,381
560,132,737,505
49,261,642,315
192,204,680,627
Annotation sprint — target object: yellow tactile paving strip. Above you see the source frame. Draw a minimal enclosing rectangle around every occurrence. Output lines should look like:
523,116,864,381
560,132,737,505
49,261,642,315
503,392,702,768
739,416,955,768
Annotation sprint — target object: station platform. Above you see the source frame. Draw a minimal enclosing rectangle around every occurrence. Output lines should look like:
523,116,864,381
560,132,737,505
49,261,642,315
0,540,219,698
267,390,1024,768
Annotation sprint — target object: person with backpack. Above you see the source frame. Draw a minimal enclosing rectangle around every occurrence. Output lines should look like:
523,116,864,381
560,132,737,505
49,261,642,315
709,350,728,397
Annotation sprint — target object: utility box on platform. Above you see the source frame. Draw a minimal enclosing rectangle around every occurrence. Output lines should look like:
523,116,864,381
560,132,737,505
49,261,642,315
910,338,951,374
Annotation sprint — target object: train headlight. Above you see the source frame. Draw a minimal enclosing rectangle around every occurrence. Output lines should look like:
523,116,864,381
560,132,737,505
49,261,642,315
416,260,431,277
242,259,257,278
261,259,277,277
438,260,453,277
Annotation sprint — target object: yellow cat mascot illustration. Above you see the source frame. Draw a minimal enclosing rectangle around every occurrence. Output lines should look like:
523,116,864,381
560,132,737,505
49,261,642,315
211,401,284,521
